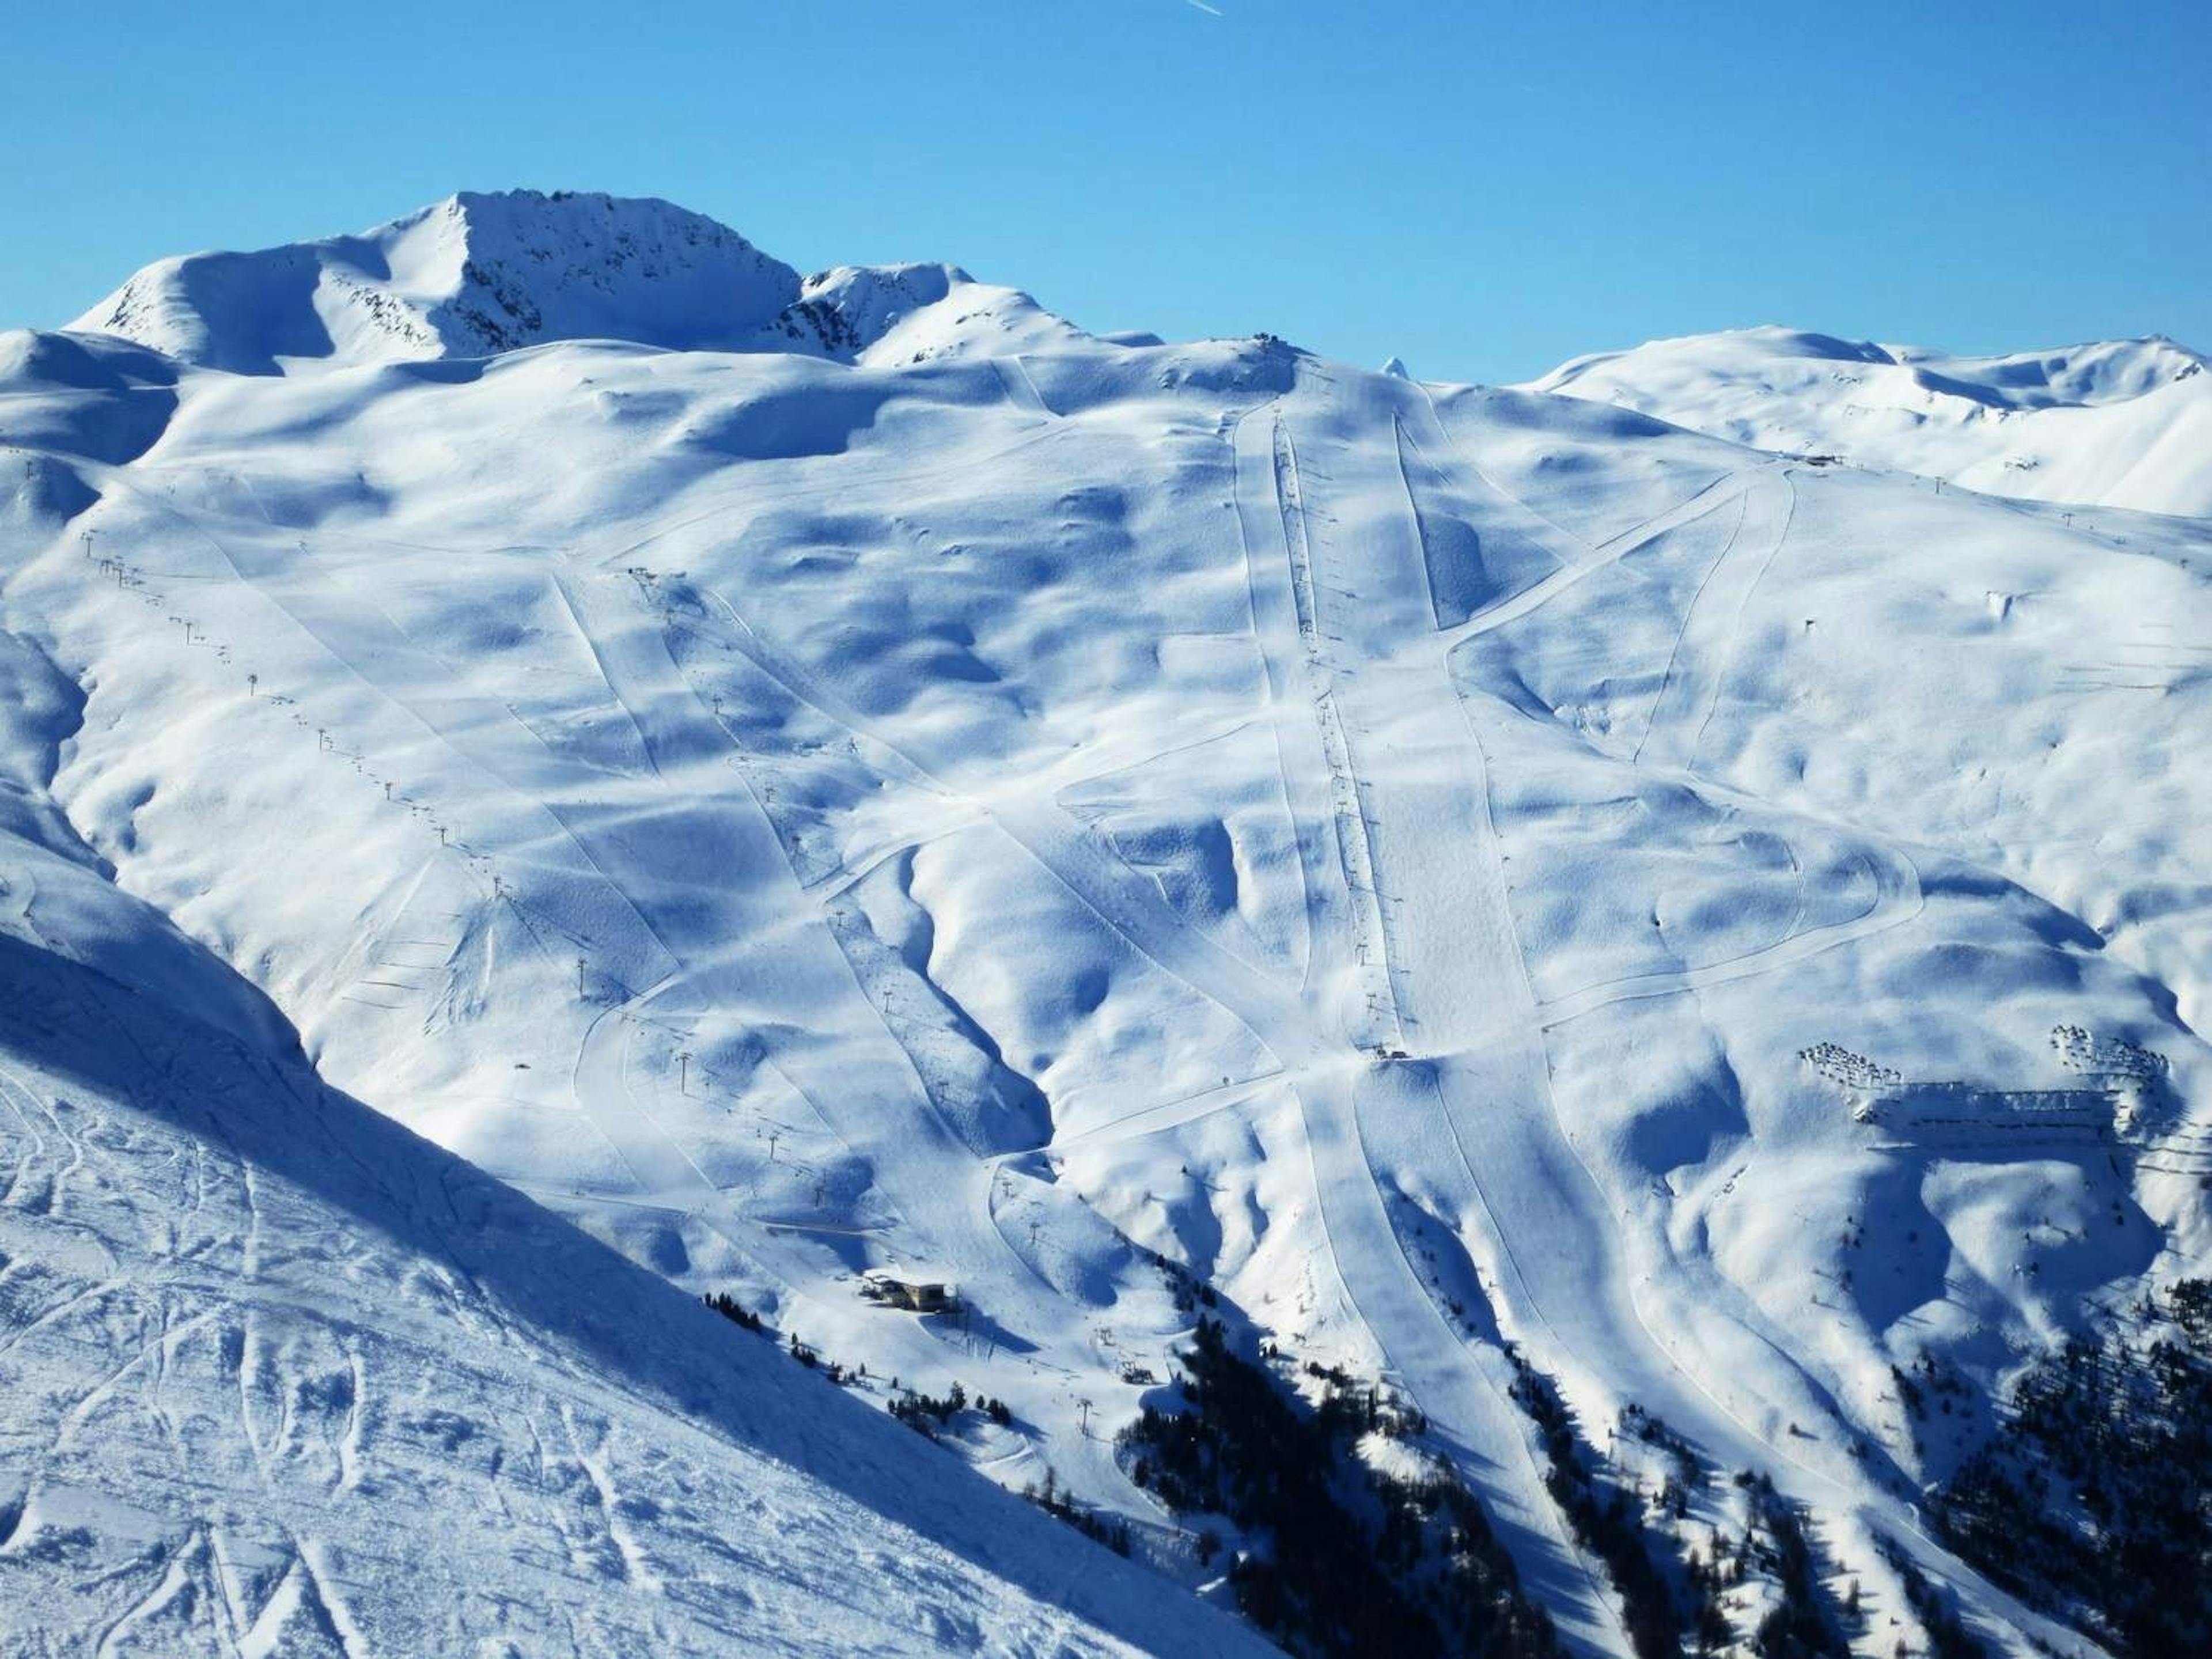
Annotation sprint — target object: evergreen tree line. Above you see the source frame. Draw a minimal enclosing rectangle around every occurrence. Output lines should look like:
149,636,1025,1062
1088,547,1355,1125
1934,1277,2212,1656
1736,1472,1847,1659
1025,1465,1133,1557
889,1378,1014,1436
1874,1538,1987,1659
703,1290,764,1332
1119,1316,1559,1657
1506,1354,1703,1659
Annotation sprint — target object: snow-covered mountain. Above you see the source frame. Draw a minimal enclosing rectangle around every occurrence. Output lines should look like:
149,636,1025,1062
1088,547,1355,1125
5,190,2209,1656
67,190,1072,375
1524,325,2212,517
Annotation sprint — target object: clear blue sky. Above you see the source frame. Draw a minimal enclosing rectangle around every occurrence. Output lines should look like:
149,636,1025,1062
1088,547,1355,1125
9,1,2207,382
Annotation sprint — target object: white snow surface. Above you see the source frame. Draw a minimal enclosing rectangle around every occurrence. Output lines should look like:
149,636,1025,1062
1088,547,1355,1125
1525,324,2212,517
0,632,1268,1656
3,191,2210,1654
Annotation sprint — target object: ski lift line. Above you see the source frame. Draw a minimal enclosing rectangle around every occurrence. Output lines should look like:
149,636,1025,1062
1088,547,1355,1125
1228,387,1641,1639
93,486,685,978
1438,550,1847,1510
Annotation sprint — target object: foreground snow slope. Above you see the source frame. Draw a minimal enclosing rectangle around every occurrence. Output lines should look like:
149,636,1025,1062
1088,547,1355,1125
1525,325,2212,517
0,624,1268,1657
5,190,2208,1653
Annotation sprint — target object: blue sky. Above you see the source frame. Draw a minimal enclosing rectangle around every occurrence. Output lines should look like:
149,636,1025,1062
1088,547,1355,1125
9,2,2206,382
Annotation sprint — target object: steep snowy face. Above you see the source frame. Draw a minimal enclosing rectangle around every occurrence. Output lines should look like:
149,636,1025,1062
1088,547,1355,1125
1527,324,2212,516
776,262,967,356
67,190,807,373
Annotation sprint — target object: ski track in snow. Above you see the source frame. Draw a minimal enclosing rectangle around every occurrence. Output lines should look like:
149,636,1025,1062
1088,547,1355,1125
0,904,1265,1657
1232,367,2080,1651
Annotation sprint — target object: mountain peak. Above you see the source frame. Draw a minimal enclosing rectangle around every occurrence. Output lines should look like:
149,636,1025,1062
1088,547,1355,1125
66,191,1084,376
69,189,804,374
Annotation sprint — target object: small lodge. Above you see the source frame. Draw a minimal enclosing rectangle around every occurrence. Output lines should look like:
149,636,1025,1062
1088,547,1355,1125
860,1272,959,1315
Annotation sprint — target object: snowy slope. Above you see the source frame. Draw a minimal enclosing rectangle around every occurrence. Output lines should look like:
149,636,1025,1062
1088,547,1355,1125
6,192,2210,1655
0,620,1270,1658
1525,325,2212,517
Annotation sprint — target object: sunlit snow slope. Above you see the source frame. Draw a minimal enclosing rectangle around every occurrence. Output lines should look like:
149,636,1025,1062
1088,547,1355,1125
1525,326,2212,517
0,623,1268,1656
5,191,2210,1656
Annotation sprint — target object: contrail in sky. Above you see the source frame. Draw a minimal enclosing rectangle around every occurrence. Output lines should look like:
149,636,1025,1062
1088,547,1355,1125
1186,1,1224,15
